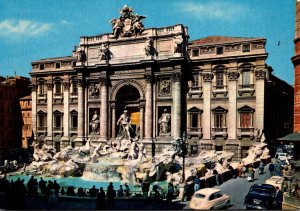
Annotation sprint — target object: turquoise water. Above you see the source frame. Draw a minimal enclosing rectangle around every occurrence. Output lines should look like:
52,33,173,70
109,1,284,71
7,175,167,191
8,175,127,190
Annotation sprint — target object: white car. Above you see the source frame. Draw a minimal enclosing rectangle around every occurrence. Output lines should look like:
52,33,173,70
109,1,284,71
189,188,230,210
275,152,293,161
265,176,284,190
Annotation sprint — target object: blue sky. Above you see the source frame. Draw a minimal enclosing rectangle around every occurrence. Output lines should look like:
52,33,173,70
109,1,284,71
0,0,295,85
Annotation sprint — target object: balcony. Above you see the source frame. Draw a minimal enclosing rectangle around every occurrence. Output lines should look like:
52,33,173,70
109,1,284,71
53,127,63,132
212,127,228,139
238,84,255,96
38,93,47,99
212,85,228,97
69,127,78,133
237,127,255,139
187,127,203,138
37,127,47,132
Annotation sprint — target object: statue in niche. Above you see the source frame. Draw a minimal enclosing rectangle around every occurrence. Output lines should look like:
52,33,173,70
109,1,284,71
99,43,110,61
90,110,100,134
89,84,100,98
158,109,171,135
116,110,133,140
144,39,157,57
76,48,86,62
174,36,183,53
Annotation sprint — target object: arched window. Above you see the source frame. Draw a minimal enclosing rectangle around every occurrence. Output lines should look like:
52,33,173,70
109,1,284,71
238,106,255,128
53,77,62,95
37,78,46,96
53,110,63,130
212,106,228,128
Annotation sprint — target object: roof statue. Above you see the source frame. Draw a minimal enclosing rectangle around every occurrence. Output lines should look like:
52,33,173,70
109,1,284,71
110,5,147,39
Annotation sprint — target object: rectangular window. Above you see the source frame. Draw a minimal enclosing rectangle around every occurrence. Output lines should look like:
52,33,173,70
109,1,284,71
40,64,44,70
54,115,61,127
55,63,61,69
38,115,46,128
192,74,200,91
192,49,199,57
242,70,250,87
39,84,45,95
215,114,224,128
191,113,199,128
216,72,224,88
72,82,78,94
216,47,224,55
240,113,252,128
242,44,250,52
71,115,78,128
55,83,61,94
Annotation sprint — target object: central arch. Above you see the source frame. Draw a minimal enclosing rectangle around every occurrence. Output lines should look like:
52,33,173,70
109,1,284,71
114,84,141,137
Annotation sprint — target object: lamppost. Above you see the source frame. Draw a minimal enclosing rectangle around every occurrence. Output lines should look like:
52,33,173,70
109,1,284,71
181,132,188,182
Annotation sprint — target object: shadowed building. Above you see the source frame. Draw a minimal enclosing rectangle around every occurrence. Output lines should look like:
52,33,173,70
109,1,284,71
30,6,293,159
0,76,31,152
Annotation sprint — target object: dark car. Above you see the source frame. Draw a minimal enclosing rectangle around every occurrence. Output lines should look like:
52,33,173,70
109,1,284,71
244,184,278,210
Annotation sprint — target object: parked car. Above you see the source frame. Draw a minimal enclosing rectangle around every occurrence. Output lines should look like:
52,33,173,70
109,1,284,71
189,188,230,210
275,152,293,161
244,184,278,210
265,176,284,190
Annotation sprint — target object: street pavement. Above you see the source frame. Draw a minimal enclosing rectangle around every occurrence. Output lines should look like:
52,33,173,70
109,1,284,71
182,164,272,210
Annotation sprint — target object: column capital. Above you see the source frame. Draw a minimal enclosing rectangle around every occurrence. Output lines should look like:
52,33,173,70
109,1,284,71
145,73,154,83
30,83,37,91
46,82,53,89
77,79,85,87
63,81,70,90
255,69,266,80
227,71,240,81
99,76,109,86
172,71,183,82
202,72,214,82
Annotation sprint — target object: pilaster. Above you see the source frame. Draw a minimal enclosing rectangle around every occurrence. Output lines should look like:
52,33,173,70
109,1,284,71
227,70,239,140
202,73,213,140
255,69,266,131
62,81,70,142
45,82,53,144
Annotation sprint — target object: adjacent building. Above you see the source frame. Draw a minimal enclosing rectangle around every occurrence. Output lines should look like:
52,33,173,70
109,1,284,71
0,76,31,152
30,6,293,159
20,95,33,148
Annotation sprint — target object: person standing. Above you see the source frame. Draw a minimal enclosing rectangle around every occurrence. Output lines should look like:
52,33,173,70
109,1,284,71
275,186,283,209
96,187,106,210
106,182,116,208
269,162,275,176
194,175,201,192
141,179,150,202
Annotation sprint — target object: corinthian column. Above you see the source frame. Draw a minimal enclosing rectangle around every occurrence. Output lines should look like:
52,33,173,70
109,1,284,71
144,73,153,141
62,81,70,144
75,79,85,145
99,77,108,141
45,82,53,145
227,70,239,140
31,83,37,141
171,71,182,139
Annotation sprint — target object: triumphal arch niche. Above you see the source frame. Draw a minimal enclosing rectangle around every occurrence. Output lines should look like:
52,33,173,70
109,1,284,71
30,5,190,153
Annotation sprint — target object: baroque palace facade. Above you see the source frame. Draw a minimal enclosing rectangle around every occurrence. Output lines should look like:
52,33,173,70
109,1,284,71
30,6,293,160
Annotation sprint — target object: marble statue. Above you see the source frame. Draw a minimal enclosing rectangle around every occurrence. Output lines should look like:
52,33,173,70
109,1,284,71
90,110,100,134
116,110,132,140
158,109,171,135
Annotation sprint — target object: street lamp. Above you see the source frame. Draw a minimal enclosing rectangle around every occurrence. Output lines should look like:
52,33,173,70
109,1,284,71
181,132,188,182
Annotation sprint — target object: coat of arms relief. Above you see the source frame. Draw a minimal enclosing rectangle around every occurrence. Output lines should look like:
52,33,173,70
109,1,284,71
110,5,147,39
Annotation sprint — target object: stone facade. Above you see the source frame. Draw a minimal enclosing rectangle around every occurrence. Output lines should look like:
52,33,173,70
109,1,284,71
30,6,293,159
20,95,33,148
